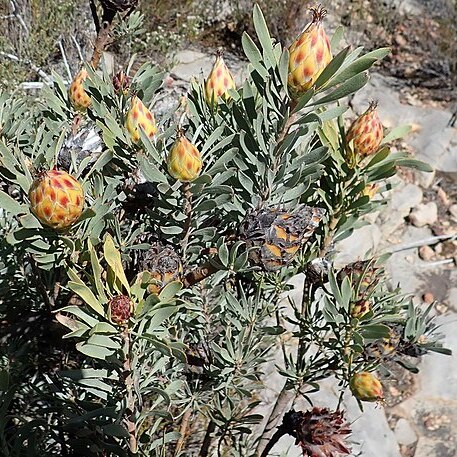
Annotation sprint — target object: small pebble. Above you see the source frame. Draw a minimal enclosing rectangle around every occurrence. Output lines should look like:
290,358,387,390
422,292,434,304
419,245,435,261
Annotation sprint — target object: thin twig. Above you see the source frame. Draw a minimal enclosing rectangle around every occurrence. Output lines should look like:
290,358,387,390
89,0,101,33
255,388,294,456
387,233,457,254
9,0,29,36
28,255,54,311
122,328,137,453
259,426,287,457
58,39,72,82
174,408,192,456
71,35,85,62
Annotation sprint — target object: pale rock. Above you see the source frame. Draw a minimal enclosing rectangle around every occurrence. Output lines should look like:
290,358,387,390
394,418,417,446
409,202,438,227
413,169,435,189
449,204,457,221
418,245,435,261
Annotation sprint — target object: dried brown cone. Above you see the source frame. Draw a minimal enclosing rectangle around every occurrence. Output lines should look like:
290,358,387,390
284,407,351,457
109,295,133,325
99,0,138,12
240,205,325,271
139,243,183,295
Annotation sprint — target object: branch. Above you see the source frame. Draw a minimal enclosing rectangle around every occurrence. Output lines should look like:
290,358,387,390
255,387,295,456
198,420,216,457
259,426,288,457
181,182,192,257
122,329,137,453
9,0,29,36
90,6,116,68
174,408,192,456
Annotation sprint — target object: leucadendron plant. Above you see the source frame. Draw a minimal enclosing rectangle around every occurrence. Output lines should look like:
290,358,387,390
0,2,450,456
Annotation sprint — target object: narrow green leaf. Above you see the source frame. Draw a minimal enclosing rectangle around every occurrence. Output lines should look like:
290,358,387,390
381,124,412,145
103,235,130,293
330,25,345,50
158,281,182,302
253,4,276,67
67,267,105,316
314,46,350,90
311,72,369,106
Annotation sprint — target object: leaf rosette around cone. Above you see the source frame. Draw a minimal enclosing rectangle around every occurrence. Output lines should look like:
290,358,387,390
28,169,85,230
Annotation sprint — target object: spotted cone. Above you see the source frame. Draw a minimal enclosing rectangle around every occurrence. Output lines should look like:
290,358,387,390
167,132,202,182
337,260,381,301
350,372,384,402
205,51,236,107
346,101,384,157
29,169,84,230
288,4,332,99
109,295,133,325
125,95,157,143
69,69,92,111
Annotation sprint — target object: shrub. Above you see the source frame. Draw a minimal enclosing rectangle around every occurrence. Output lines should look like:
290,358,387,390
0,2,450,456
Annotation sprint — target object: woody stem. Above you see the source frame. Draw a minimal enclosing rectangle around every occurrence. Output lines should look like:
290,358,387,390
90,5,116,68
181,181,192,257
